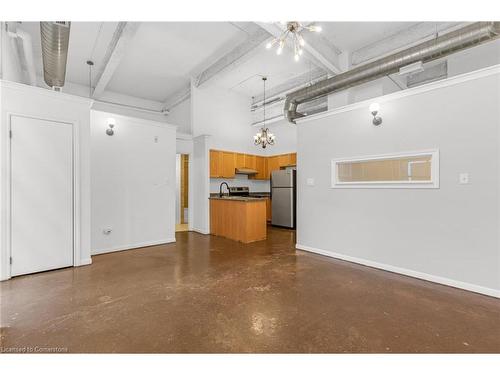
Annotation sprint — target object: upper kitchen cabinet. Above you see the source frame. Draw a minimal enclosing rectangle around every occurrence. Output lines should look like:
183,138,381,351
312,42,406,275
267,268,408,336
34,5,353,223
222,152,236,178
278,153,297,168
209,150,296,180
267,156,280,178
244,154,256,170
210,150,235,178
210,150,223,178
252,156,267,180
235,153,245,169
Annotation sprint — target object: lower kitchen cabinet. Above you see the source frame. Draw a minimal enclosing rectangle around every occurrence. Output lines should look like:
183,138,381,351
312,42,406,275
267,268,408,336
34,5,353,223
265,197,271,222
210,198,267,243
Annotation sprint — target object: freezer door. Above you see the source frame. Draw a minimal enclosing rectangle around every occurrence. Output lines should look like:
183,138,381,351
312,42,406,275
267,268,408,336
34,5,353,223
271,169,293,188
272,187,294,227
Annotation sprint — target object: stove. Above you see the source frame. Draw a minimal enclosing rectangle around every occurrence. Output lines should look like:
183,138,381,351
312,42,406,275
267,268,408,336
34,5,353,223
228,186,249,197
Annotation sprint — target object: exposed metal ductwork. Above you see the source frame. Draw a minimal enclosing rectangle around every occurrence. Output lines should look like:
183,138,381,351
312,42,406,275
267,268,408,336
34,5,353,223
40,21,71,88
284,22,500,123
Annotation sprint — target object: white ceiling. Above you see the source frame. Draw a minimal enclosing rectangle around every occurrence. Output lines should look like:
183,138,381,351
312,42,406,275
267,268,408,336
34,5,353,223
209,22,421,97
319,22,421,52
213,39,314,97
18,21,118,87
15,21,451,105
106,22,249,102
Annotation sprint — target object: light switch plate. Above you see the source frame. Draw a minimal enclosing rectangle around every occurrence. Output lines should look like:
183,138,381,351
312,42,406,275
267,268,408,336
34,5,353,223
459,173,469,184
306,178,315,186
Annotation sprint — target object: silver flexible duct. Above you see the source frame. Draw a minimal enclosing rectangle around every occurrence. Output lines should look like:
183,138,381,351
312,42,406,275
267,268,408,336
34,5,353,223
40,21,71,88
284,22,500,123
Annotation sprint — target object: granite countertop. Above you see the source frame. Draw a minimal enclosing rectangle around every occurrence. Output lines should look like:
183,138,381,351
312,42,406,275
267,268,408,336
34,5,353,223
209,196,268,202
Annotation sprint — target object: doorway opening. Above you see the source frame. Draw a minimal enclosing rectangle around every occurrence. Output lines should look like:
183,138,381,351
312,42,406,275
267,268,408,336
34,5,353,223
176,154,189,232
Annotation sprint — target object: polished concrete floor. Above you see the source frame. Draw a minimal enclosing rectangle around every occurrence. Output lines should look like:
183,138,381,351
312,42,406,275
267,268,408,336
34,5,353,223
1,227,499,353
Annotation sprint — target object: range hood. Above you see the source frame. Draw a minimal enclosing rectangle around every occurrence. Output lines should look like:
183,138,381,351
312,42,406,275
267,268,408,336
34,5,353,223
235,168,258,175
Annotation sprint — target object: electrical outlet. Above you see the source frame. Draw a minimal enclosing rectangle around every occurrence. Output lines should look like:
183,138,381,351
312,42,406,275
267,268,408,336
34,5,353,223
306,178,315,186
459,173,469,184
103,228,112,235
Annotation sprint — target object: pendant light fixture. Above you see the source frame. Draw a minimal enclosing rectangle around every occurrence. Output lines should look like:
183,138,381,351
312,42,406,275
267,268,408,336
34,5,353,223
266,21,322,62
254,77,275,149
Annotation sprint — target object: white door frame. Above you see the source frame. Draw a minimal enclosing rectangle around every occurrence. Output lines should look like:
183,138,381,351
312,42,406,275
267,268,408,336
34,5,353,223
179,151,194,231
4,112,81,279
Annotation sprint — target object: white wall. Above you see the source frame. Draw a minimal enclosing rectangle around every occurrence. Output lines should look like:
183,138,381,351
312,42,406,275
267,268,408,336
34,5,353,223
296,66,500,297
0,81,92,280
210,175,270,194
191,135,210,234
90,110,177,254
261,122,297,156
176,137,193,154
167,98,191,134
192,82,262,154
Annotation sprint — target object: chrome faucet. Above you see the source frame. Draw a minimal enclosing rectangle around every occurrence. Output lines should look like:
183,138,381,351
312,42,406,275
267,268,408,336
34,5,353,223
219,182,230,197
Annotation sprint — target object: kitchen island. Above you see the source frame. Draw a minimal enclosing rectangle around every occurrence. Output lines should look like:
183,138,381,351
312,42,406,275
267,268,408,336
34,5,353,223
209,196,267,243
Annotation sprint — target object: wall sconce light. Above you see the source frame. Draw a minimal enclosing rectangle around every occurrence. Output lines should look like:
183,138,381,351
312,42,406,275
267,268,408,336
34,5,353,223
369,103,382,126
106,118,116,136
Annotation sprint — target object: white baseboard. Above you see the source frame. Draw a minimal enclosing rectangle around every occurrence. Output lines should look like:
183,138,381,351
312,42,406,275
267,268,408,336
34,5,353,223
192,228,210,235
296,243,500,299
92,238,176,256
76,258,92,266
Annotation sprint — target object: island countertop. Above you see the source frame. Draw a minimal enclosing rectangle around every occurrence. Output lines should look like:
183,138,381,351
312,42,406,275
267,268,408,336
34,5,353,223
208,196,267,202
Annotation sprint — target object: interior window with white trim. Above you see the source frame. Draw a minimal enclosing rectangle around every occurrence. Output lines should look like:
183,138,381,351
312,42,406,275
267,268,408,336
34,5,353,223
331,150,439,188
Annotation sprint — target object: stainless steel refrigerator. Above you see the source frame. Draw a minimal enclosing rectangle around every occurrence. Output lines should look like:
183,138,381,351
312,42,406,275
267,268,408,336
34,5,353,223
271,169,296,229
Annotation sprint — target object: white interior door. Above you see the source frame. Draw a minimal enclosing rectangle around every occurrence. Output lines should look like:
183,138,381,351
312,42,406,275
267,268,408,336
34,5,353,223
11,115,73,276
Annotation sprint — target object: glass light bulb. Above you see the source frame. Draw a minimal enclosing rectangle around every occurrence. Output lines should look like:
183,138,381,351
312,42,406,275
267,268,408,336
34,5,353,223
298,49,303,55
277,46,283,55
369,103,380,113
299,36,305,46
266,41,273,49
294,53,299,61
314,25,322,32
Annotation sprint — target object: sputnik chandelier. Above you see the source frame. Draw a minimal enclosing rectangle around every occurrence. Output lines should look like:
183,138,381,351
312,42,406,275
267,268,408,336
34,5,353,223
266,21,322,61
254,77,275,149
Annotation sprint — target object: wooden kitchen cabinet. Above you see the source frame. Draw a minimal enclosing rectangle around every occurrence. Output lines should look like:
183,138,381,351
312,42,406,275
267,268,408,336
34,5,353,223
210,150,296,180
210,198,267,243
265,197,271,222
278,154,290,168
252,156,267,180
235,153,245,169
244,154,256,169
222,152,236,178
267,156,280,178
278,153,297,168
210,150,223,178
